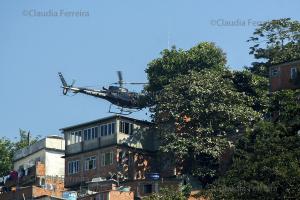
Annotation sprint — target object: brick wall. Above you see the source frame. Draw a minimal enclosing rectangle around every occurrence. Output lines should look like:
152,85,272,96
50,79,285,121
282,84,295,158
270,62,300,92
65,145,154,188
78,190,134,200
0,186,33,200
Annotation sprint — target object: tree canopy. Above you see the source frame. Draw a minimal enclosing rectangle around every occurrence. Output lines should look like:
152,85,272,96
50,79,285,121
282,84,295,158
146,42,227,93
0,129,40,176
247,18,300,76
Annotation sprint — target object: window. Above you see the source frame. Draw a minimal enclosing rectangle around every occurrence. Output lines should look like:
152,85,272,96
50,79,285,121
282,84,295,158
100,123,115,136
96,192,109,200
84,129,88,140
70,132,75,144
101,152,113,166
75,131,82,143
68,160,80,174
88,129,91,140
143,184,152,194
85,156,96,170
291,67,298,79
271,67,279,77
70,131,82,144
91,127,98,139
83,127,99,141
120,121,134,135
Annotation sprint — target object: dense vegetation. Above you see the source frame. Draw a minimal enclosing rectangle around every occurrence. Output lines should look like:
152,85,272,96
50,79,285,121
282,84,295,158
145,18,300,199
1,18,299,199
0,130,39,176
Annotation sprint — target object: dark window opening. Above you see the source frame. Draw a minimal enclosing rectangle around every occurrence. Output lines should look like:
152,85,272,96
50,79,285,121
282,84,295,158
144,184,152,194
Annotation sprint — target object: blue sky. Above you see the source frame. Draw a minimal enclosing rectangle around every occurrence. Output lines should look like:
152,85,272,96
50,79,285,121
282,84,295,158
1,0,299,140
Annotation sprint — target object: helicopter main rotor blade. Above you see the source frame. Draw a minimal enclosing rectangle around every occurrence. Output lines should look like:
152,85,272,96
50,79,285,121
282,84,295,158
117,71,124,87
125,82,148,85
112,82,147,85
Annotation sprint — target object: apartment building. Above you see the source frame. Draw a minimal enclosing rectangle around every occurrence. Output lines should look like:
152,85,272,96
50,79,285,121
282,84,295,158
269,59,300,92
0,136,65,199
61,115,160,188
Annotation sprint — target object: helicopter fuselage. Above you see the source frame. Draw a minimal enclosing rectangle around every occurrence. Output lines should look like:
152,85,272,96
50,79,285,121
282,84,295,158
58,72,150,113
62,85,148,109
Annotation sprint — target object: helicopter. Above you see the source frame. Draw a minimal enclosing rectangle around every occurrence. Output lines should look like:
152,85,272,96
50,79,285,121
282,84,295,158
58,71,150,115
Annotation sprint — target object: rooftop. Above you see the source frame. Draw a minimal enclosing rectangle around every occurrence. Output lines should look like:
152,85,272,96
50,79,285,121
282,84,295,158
60,115,153,132
269,59,300,68
13,135,65,161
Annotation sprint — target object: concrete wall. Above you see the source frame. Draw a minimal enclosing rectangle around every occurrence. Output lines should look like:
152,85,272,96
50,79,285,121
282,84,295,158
14,139,46,161
45,150,65,176
46,137,65,151
14,149,46,171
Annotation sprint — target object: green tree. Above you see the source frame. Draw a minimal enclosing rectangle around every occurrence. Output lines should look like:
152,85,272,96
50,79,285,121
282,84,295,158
0,138,14,176
269,89,300,133
14,129,40,151
143,186,187,200
146,42,227,93
0,130,40,176
247,18,300,77
205,121,300,200
231,70,269,114
205,89,300,199
153,69,261,183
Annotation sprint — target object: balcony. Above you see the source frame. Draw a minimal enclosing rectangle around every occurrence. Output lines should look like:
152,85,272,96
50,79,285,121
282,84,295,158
4,162,45,188
66,135,116,155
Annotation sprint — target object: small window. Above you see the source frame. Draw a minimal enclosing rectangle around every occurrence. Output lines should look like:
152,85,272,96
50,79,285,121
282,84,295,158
85,156,96,170
120,121,134,135
112,122,115,134
91,127,98,139
101,125,104,136
143,184,152,194
108,124,112,135
88,129,91,140
271,67,279,77
101,152,113,166
70,132,75,144
75,131,82,143
104,125,107,136
68,160,80,174
291,67,298,79
84,130,88,140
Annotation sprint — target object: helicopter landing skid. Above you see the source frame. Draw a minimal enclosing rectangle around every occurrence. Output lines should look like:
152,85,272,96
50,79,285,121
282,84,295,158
108,104,137,115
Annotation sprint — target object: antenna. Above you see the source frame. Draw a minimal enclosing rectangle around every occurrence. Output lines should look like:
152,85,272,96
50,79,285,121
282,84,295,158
168,29,170,50
167,13,171,50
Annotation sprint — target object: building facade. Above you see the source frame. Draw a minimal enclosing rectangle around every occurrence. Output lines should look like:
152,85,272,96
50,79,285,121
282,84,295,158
269,60,300,92
0,136,65,199
61,115,159,190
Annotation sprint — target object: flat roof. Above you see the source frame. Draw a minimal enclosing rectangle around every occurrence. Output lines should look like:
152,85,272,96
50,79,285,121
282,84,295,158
60,115,153,132
269,59,300,68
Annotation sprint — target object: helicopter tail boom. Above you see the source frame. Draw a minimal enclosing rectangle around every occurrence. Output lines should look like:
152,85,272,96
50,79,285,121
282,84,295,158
58,72,67,87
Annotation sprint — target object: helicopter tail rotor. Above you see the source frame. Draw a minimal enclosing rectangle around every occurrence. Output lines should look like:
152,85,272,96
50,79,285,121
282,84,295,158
58,72,76,95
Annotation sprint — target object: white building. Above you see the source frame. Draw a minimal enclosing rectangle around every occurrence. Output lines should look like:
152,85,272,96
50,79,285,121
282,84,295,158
13,135,65,177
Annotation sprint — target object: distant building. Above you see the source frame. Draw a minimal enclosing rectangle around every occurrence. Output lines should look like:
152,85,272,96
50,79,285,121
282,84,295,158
0,136,65,200
269,60,300,92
